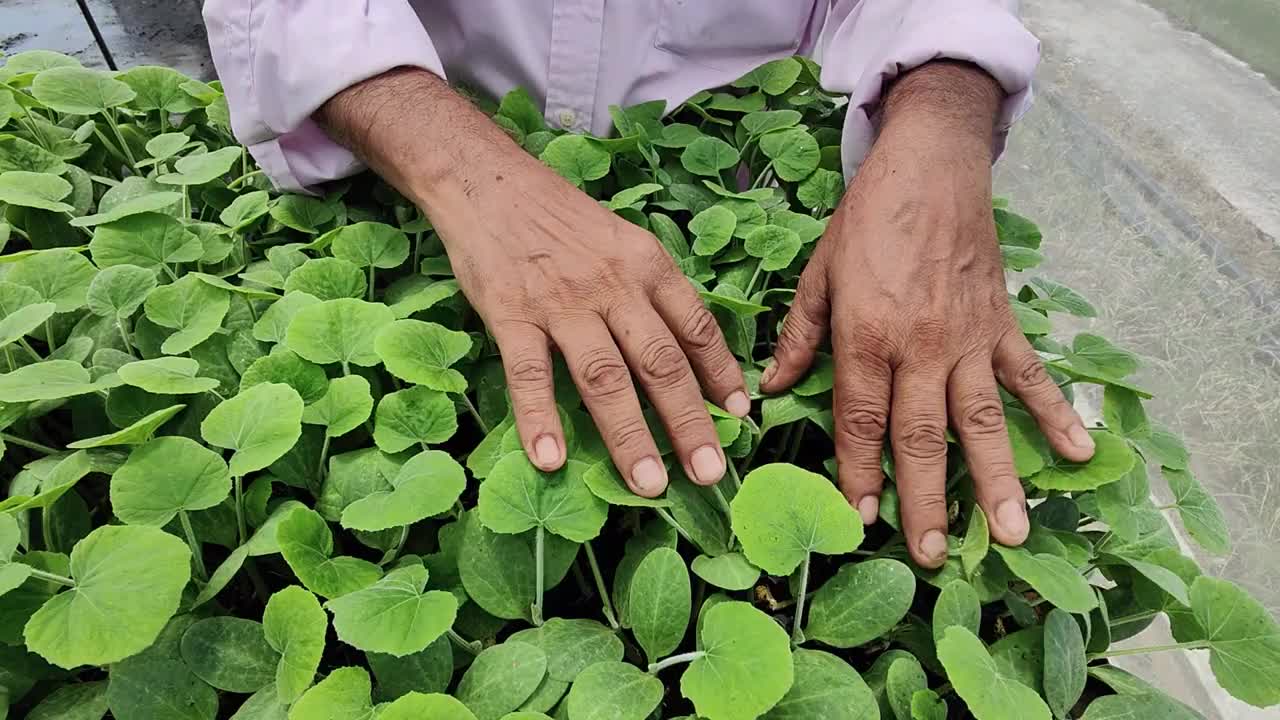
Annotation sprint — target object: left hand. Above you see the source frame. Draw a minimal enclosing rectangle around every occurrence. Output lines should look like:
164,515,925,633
760,62,1097,569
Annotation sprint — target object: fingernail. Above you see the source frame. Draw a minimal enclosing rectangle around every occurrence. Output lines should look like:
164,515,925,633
761,363,777,386
725,390,751,418
630,457,668,495
920,530,949,565
857,496,880,525
690,445,726,485
996,499,1030,543
534,435,561,468
1069,425,1096,453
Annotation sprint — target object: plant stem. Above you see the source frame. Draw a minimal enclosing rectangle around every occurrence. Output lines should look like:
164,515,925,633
792,552,811,646
532,525,546,626
317,435,332,488
1156,504,1177,512
654,507,695,545
233,476,247,546
178,510,208,581
44,319,56,352
367,266,375,301
647,651,706,674
448,629,483,656
41,507,56,552
1089,640,1210,660
3,347,13,372
1,434,59,455
584,540,620,630
29,568,75,587
725,459,743,493
786,423,805,463
460,393,490,434
17,338,42,362
105,109,137,171
746,261,764,296
712,484,736,547
226,169,263,189
413,230,423,270
117,319,135,357
380,525,410,566
1108,610,1161,627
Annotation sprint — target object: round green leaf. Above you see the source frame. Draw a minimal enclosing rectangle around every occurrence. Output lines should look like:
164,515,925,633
1027,430,1134,491
180,617,279,693
277,507,381,600
796,169,844,211
0,360,115,403
730,462,862,575
743,109,803,135
733,58,802,95
285,298,395,367
804,559,915,648
330,222,410,269
689,205,737,256
7,249,97,313
382,692,481,720
156,146,242,186
90,213,203,270
118,65,199,114
938,626,1050,720
105,654,218,720
456,641,548,720
341,449,467,532
254,291,321,343
145,132,191,160
759,128,820,182
143,274,231,355
1190,576,1280,707
539,135,610,187
325,564,458,657
262,586,327,703
0,300,55,347
31,66,135,114
478,455,607,542
629,547,692,663
201,382,303,476
690,552,760,591
116,356,219,394
283,258,366,300
241,348,329,404
385,276,460,319
86,264,156,319
374,319,473,392
566,661,662,720
301,375,372,438
70,190,183,227
110,436,230,526
767,209,826,244
744,224,802,271
1165,468,1230,555
458,513,536,621
762,648,876,720
270,195,335,234
373,386,458,453
933,580,981,647
507,618,624,683
24,525,191,668
219,189,270,230
681,601,794,720
992,545,1097,613
681,136,740,177
0,171,72,211
288,666,372,720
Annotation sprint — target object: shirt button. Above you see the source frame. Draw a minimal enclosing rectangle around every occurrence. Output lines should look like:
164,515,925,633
557,109,577,129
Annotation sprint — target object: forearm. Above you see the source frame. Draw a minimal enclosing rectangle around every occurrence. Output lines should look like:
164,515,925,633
880,60,1004,162
314,67,525,219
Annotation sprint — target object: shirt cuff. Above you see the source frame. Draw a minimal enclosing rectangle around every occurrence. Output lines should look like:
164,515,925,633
203,0,446,192
820,0,1040,180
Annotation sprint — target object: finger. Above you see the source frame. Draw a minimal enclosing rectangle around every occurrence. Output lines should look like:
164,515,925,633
993,329,1096,463
610,305,725,487
891,363,952,568
652,276,750,417
832,324,893,526
492,320,566,471
947,354,1029,546
761,262,830,393
551,316,667,497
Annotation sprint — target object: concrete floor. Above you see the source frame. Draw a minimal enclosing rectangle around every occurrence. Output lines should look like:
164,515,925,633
4,1,1279,717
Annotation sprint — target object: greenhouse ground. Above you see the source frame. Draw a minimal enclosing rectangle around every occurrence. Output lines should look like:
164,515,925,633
3,1,1278,717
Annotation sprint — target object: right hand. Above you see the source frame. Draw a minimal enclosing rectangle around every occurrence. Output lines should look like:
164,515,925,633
431,147,750,497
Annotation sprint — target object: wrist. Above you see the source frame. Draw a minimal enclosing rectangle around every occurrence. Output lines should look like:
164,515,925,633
880,60,1003,159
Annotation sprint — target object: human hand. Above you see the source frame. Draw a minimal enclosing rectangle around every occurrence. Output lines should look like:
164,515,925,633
760,62,1096,568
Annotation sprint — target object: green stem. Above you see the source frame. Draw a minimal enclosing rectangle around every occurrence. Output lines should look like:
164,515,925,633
1156,504,1177,512
1,433,58,455
226,169,263,189
654,507,695,545
3,346,13,372
1089,641,1209,660
460,393,490,434
105,109,137,171
725,459,743,493
367,266,375,301
746,261,764,297
584,540,620,630
44,318,56,352
179,510,208,581
532,525,546,626
233,476,247,546
380,525,410,566
182,186,190,220
786,423,805,463
61,212,95,239
792,552,810,646
648,651,706,675
317,435,332,489
712,484,735,547
750,162,774,189
117,319,135,357
41,507,55,552
448,629,483,656
341,361,351,377
91,127,130,168
29,568,75,587
1108,610,1162,627
412,230,423,270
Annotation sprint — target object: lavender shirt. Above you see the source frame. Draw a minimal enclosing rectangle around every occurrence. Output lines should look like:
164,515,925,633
202,1,1039,192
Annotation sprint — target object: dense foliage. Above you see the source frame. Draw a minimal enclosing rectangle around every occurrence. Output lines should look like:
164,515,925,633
0,49,1275,720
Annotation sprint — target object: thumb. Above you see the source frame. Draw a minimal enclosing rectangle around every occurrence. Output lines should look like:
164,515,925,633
761,265,830,393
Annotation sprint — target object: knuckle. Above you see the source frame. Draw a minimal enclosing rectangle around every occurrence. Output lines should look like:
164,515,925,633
837,400,889,444
958,394,1006,435
664,406,709,439
638,340,689,385
507,356,552,390
1010,353,1053,391
576,348,631,397
679,306,721,350
897,419,948,462
609,418,652,454
908,488,949,515
849,321,895,362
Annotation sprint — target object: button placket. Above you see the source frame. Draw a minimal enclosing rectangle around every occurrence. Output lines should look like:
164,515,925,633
544,0,606,133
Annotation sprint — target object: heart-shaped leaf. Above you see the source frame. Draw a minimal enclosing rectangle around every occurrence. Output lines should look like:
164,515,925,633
285,298,395,368
689,205,736,256
731,462,862,575
681,136,740,177
341,449,467,532
1027,431,1134,491
180,616,278,693
690,552,760,591
254,291,321,343
374,319,473,392
283,258,367,300
733,58,802,95
1164,468,1230,555
301,375,372,438
760,128,820,182
144,274,231,354
330,222,411,269
31,66,135,114
277,507,381,600
156,146,242,185
85,264,156,318
373,385,458,453
271,195,335,234
680,600,794,720
116,356,220,394
539,135,609,187
744,224,802,271
326,564,458,657
110,436,230,526
1190,576,1280,707
7,248,97,312
24,525,190,668
201,382,304,476
90,212,202,269
0,171,73,212
479,455,606,542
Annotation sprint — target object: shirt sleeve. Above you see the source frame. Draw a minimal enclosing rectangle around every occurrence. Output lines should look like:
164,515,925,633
819,0,1040,180
202,0,446,192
